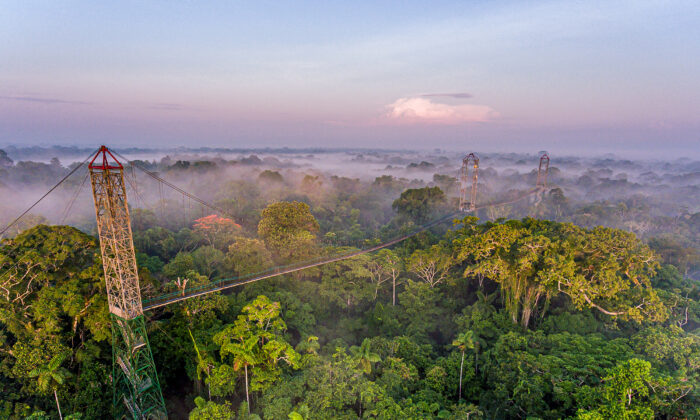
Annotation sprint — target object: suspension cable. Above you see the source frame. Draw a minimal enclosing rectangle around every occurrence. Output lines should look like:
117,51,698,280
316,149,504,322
0,149,98,238
60,171,90,225
111,150,234,221
123,169,151,212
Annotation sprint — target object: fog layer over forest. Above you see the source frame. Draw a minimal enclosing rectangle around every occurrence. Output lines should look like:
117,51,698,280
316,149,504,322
1,146,698,252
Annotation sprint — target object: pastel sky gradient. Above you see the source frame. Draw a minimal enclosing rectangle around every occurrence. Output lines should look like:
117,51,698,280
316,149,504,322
1,1,699,156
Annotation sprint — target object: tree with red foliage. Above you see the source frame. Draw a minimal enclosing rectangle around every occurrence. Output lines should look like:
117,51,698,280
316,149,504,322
193,214,242,250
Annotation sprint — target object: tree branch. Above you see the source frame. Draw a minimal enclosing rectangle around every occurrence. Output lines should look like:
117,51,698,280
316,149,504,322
579,291,626,316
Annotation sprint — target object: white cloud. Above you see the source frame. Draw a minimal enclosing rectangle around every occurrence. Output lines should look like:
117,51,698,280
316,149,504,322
385,97,498,124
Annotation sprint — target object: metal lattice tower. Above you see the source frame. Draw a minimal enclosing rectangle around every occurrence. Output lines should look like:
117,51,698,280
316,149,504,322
536,152,550,189
459,153,479,212
89,146,167,419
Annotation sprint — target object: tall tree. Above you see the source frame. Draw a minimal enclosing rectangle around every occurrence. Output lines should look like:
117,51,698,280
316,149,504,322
576,359,655,419
193,214,242,250
319,250,372,310
257,201,319,264
407,244,454,288
224,237,273,278
392,186,448,224
367,252,391,301
191,246,225,278
373,249,403,306
213,296,300,409
454,218,667,328
452,331,476,402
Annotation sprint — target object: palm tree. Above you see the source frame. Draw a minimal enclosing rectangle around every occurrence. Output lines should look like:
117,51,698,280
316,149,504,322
452,331,476,402
189,328,214,399
349,338,381,374
28,352,71,420
224,337,258,409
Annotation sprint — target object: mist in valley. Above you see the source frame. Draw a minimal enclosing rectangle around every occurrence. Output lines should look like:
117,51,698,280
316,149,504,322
1,145,698,245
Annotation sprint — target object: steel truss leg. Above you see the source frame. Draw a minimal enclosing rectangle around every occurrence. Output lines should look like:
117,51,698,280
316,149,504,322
111,314,167,420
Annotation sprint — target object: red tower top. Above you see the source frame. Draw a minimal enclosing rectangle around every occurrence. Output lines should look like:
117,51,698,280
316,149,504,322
88,145,123,170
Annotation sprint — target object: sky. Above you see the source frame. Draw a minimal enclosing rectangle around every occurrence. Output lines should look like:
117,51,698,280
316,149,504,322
1,0,699,157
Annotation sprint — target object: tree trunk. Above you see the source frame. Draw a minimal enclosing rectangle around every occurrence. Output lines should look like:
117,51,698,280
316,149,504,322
521,305,532,329
520,289,543,329
54,389,63,420
392,277,396,306
244,364,250,409
458,351,465,401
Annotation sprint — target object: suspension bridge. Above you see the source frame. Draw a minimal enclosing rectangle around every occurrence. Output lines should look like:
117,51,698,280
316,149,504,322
0,146,550,419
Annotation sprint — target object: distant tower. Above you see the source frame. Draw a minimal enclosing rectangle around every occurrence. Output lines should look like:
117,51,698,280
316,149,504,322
459,153,479,212
536,153,550,189
89,146,167,419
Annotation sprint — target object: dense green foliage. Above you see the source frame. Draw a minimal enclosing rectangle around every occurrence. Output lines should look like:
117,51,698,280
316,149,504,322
0,226,111,419
2,210,698,419
1,150,699,419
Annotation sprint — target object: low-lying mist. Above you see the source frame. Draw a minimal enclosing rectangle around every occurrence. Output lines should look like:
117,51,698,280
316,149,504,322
1,145,699,256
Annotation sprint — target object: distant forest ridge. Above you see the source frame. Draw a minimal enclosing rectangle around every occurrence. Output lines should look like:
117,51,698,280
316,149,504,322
2,144,700,165
0,145,422,161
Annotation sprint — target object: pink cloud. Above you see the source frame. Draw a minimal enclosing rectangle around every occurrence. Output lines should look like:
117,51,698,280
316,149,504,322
385,97,498,124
